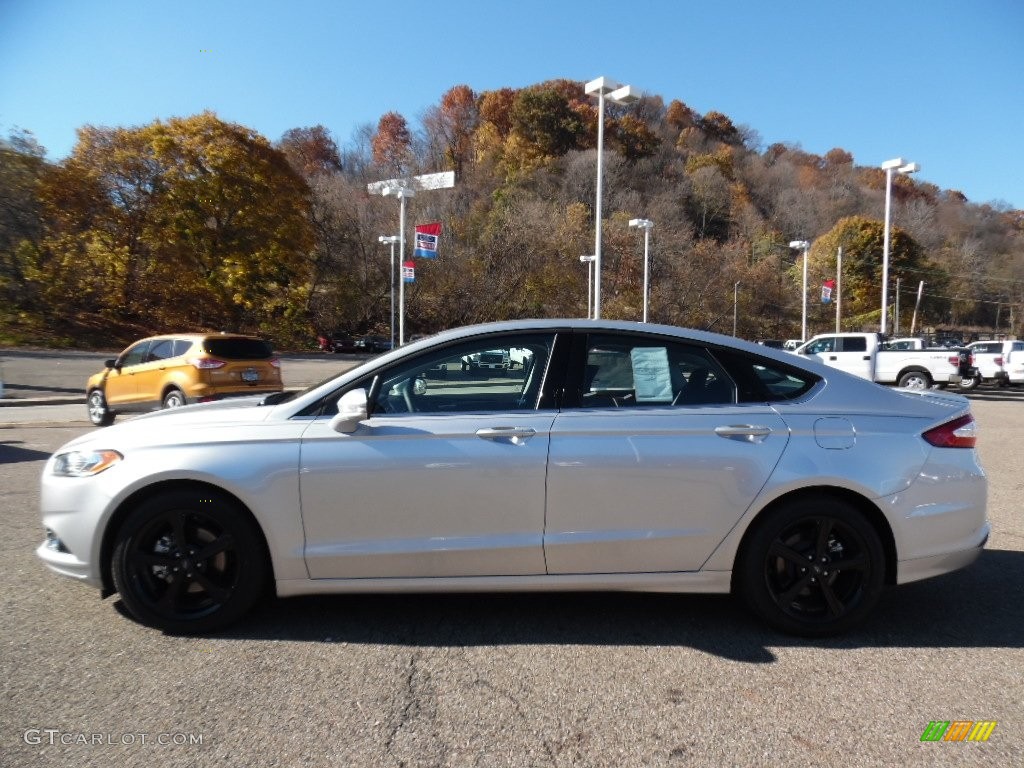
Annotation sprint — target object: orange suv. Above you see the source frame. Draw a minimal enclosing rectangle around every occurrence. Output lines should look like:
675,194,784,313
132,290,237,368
86,333,283,426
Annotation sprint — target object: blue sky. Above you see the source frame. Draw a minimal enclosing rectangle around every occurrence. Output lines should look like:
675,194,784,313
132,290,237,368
2,0,1022,208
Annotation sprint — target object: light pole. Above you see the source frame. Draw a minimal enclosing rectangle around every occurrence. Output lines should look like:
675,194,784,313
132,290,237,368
733,281,740,337
379,235,400,349
579,255,595,318
880,157,919,335
585,76,641,319
367,170,455,346
789,240,810,342
628,218,654,322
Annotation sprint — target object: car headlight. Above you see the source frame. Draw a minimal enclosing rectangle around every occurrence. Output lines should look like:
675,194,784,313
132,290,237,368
51,449,123,477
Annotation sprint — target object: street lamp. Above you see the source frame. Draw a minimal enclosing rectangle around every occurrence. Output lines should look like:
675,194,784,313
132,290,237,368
379,235,400,349
585,76,641,319
628,218,654,322
789,240,810,342
880,157,919,335
579,255,596,318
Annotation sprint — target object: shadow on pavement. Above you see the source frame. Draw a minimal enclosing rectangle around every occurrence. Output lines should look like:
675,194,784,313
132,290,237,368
0,440,54,464
164,548,1024,663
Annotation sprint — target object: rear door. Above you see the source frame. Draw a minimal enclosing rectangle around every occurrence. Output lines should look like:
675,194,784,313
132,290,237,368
544,332,790,574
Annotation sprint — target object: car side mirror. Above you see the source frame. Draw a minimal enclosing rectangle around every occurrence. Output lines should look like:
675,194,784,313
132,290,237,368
329,388,368,434
105,359,119,370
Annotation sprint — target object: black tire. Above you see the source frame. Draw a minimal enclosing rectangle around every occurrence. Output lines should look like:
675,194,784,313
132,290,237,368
737,496,885,636
897,369,931,389
959,374,981,391
163,388,186,409
87,389,115,426
111,489,268,633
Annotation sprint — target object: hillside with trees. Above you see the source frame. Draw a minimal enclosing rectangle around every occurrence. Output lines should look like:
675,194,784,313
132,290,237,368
2,79,1022,348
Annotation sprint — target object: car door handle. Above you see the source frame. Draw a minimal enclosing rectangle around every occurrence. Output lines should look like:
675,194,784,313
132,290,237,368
714,425,773,443
476,427,537,444
828,355,838,360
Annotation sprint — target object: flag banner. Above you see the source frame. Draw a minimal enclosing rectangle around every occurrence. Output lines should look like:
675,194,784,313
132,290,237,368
821,278,836,304
402,260,415,283
414,222,442,258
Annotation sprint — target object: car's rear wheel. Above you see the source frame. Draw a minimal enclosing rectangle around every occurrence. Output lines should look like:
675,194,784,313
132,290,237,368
87,389,115,426
163,388,186,409
738,497,885,636
111,489,267,633
959,374,981,391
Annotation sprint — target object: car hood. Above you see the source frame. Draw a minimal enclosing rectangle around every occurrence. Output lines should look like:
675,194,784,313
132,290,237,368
58,396,277,452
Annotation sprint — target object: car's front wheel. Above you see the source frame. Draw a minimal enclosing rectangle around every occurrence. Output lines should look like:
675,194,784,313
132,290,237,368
87,389,115,426
111,489,268,633
737,497,885,636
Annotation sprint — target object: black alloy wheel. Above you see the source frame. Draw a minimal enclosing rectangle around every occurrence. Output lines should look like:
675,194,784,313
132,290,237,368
111,489,266,633
739,497,885,636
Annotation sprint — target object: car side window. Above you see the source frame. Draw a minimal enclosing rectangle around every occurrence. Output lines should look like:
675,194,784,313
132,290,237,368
841,336,867,352
172,339,193,357
146,339,176,362
805,337,835,354
371,333,556,415
118,341,150,368
576,335,734,408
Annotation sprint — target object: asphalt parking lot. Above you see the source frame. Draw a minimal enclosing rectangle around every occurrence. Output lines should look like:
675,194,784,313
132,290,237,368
1,375,1022,766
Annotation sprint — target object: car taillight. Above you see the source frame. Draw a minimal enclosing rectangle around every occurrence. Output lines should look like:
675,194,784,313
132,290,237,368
189,357,226,370
269,357,281,368
994,356,1003,367
947,354,960,367
922,414,977,449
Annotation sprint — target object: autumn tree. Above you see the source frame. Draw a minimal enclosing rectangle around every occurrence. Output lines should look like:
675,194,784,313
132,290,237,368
371,112,412,173
808,215,938,326
33,112,313,338
423,85,479,174
278,125,343,177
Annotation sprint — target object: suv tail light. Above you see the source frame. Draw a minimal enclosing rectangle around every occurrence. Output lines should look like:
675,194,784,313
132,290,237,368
269,357,281,369
189,356,226,370
994,356,1004,367
922,414,977,449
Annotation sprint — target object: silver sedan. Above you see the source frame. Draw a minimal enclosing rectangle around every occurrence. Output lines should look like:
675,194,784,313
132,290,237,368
37,320,989,636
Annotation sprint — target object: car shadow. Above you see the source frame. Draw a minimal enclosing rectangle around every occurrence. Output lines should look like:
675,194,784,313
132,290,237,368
0,440,53,464
193,548,1024,663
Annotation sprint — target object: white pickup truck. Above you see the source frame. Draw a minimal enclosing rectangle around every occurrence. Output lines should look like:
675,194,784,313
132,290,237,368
964,339,1024,388
793,332,963,389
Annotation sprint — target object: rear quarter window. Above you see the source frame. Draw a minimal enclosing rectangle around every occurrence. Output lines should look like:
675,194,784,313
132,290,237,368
202,338,274,359
711,348,820,402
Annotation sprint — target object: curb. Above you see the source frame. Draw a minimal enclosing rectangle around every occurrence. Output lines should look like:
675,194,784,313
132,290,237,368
0,397,85,408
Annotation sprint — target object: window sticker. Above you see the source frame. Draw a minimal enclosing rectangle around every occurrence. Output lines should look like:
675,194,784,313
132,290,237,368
630,347,674,402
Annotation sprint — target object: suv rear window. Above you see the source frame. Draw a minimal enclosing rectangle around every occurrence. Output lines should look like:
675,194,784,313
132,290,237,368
202,338,274,359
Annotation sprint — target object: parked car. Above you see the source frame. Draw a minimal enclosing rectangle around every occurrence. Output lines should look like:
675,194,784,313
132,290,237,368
41,320,987,637
794,332,963,389
354,335,391,354
317,332,359,353
85,333,282,426
963,340,1024,388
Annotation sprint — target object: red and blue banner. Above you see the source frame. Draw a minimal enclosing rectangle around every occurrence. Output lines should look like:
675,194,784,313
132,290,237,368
414,222,442,258
821,278,835,304
402,260,415,283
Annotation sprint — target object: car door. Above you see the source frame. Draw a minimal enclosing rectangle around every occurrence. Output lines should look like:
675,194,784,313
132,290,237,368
544,332,790,574
804,335,873,380
133,338,178,406
102,340,151,406
298,331,563,579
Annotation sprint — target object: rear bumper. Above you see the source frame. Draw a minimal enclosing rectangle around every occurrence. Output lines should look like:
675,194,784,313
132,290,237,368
896,522,989,584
